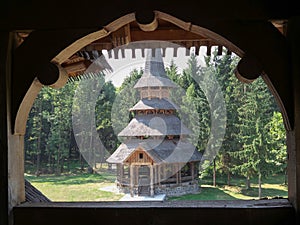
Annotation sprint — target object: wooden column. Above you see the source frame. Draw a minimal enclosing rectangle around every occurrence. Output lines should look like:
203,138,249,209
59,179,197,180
135,166,139,186
176,164,179,184
0,31,10,225
158,165,161,185
130,165,134,197
179,164,182,184
191,163,195,181
163,164,167,182
150,165,154,197
119,164,124,183
6,32,26,222
153,165,157,185
287,17,300,220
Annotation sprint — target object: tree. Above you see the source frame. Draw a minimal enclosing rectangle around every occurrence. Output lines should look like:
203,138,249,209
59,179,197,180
25,86,53,174
167,55,211,154
111,68,143,139
72,72,110,173
266,111,287,184
205,51,242,186
46,82,75,175
95,80,117,157
233,77,278,198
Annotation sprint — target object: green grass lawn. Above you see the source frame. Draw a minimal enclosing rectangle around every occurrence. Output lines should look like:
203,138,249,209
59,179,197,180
170,174,288,201
25,172,124,201
25,172,287,202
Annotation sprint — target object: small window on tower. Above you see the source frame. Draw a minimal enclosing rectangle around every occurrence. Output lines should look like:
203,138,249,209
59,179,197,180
139,153,143,159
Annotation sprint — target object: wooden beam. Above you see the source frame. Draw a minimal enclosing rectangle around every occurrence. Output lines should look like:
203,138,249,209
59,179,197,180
111,24,133,48
124,24,131,44
287,17,300,217
13,200,295,225
131,29,207,42
0,31,10,225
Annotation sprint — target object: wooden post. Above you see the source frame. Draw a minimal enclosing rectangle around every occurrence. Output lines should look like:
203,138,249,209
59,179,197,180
191,163,195,181
163,164,167,182
130,165,134,197
176,164,179,184
153,165,156,185
150,165,154,197
5,32,26,222
135,166,139,187
287,17,300,219
120,164,124,177
0,31,10,225
179,164,182,184
158,165,161,185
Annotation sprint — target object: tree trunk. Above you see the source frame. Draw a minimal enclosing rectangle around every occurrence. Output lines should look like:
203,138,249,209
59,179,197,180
80,154,84,172
88,166,94,174
36,130,41,176
56,127,62,176
213,159,216,187
284,167,288,185
246,174,251,189
56,147,61,176
227,171,231,186
35,99,42,176
258,172,262,199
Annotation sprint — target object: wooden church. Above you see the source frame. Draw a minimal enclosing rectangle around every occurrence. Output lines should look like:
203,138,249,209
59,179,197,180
107,48,202,197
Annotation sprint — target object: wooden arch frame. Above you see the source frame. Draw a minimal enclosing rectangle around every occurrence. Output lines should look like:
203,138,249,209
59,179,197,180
9,9,295,225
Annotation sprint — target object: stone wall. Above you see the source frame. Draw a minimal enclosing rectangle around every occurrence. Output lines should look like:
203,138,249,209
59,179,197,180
117,180,200,197
154,180,200,196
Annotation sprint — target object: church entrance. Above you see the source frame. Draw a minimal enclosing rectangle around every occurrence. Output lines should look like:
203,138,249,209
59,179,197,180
138,166,150,196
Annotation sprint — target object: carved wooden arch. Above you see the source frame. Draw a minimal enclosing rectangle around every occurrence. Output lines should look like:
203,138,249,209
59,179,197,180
13,10,291,136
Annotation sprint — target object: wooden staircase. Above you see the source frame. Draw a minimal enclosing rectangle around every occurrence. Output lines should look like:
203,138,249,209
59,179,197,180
138,185,150,196
138,177,150,196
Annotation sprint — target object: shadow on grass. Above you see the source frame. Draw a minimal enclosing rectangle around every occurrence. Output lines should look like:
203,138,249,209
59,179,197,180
200,174,287,187
169,186,237,201
241,187,288,198
25,172,115,185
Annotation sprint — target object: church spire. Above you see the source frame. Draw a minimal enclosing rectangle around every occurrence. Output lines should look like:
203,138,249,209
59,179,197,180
143,48,167,78
134,48,176,89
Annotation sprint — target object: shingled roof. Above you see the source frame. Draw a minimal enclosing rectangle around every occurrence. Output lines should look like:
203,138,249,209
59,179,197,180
133,48,177,89
25,179,51,203
130,98,179,111
107,139,202,164
118,114,191,137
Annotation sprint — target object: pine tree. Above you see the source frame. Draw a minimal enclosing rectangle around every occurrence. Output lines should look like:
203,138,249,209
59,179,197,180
234,77,277,197
266,111,287,184
95,80,117,156
72,72,108,173
111,68,142,139
46,82,75,175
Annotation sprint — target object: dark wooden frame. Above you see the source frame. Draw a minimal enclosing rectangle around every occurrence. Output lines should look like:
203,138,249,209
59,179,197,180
13,200,295,225
1,1,300,225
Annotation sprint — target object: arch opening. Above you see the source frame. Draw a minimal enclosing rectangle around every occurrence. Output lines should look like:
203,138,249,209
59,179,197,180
15,11,288,203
